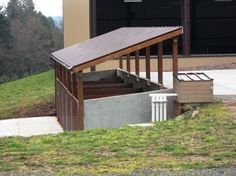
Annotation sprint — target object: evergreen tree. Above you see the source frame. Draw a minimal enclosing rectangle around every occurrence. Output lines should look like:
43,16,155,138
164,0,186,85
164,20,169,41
6,0,22,19
0,6,11,48
0,6,12,83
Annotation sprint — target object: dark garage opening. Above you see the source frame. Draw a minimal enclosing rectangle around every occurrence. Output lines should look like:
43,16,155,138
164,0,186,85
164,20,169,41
94,0,182,54
191,0,236,54
92,0,236,55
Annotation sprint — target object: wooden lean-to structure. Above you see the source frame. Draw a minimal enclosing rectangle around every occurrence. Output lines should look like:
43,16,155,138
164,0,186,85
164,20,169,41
51,27,183,130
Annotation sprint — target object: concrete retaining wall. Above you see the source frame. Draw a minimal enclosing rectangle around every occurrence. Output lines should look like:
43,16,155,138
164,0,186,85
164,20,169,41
116,69,161,91
84,89,176,130
83,69,117,81
83,69,161,90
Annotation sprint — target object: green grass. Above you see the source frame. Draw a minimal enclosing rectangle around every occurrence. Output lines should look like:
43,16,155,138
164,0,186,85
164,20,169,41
0,70,54,119
0,103,235,175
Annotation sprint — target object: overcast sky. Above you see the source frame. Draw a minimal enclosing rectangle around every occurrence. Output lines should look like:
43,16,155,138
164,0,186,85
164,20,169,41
0,0,62,17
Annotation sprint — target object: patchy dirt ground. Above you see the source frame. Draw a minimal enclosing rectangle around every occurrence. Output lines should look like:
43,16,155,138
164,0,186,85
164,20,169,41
218,96,236,118
13,99,56,118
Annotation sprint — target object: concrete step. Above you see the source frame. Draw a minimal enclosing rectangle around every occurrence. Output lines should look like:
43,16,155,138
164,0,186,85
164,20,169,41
84,93,137,99
84,87,143,95
84,77,123,85
84,83,132,89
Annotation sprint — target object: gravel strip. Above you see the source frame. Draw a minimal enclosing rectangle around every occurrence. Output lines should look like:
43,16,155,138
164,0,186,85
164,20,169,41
1,168,236,176
131,167,236,176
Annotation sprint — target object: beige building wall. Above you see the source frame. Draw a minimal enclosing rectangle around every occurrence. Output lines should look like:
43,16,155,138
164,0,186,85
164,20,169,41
63,0,90,47
89,55,236,73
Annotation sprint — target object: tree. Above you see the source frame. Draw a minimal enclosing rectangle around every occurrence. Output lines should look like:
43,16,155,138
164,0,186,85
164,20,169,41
6,0,22,19
0,6,12,83
0,6,11,48
0,0,63,83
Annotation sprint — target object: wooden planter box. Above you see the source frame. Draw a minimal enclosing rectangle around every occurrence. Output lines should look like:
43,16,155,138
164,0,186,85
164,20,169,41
174,72,213,103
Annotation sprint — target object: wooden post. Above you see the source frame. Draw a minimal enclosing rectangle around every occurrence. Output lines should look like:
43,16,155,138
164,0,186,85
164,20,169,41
135,50,140,76
182,0,191,56
145,46,151,80
54,61,58,122
67,70,72,92
119,57,123,69
158,43,163,86
55,62,58,79
65,69,68,130
90,66,96,72
71,72,77,131
76,71,84,130
61,66,66,85
58,64,62,81
126,53,131,72
172,38,179,76
65,68,68,88
174,101,182,116
61,66,64,84
90,0,97,72
90,0,97,38
72,73,77,98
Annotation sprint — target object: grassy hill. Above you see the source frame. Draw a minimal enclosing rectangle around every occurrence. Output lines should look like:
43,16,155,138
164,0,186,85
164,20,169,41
0,70,55,119
0,103,235,175
0,70,235,175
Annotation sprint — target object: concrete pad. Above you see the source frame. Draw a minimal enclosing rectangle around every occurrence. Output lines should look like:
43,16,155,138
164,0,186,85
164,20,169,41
0,117,63,138
128,123,155,127
0,119,19,137
202,70,236,95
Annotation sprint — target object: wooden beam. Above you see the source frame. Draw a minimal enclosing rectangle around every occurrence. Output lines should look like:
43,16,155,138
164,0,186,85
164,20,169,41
135,50,140,76
72,28,183,72
119,57,123,69
158,42,163,85
145,46,151,80
76,71,84,130
172,38,179,76
126,53,131,72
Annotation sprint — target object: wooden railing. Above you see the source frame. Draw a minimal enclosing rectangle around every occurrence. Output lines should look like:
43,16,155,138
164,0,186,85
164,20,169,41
117,38,180,87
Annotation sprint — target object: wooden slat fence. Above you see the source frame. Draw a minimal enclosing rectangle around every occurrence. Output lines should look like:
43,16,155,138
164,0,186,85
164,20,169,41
56,79,78,130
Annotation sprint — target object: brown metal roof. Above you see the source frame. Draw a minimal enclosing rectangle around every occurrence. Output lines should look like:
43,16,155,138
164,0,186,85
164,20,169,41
51,27,183,71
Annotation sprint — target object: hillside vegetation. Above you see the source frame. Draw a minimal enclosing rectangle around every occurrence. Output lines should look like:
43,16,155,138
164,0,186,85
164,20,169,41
0,70,54,119
0,103,235,175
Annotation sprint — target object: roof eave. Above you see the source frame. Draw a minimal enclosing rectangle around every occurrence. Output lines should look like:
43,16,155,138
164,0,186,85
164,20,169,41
50,54,73,70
